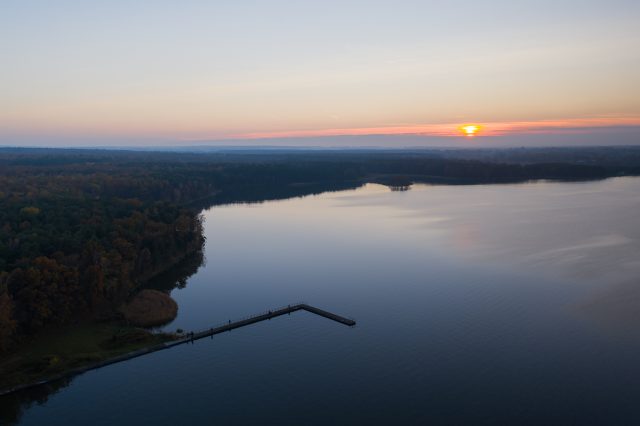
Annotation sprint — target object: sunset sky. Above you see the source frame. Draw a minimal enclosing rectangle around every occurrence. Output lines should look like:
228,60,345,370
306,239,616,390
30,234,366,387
1,0,639,147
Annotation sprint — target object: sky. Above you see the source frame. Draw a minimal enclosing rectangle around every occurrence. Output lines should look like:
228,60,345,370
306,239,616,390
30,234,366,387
1,0,639,148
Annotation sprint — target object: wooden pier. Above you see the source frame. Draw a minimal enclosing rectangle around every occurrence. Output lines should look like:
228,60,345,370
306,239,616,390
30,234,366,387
186,303,355,343
0,303,355,396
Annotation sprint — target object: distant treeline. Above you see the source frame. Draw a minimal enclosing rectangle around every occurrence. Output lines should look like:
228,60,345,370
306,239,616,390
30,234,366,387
1,147,639,350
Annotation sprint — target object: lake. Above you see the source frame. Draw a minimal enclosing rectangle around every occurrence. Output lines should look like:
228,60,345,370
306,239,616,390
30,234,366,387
11,178,640,425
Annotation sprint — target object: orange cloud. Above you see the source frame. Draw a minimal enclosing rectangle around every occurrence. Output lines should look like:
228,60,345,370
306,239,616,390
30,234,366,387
227,116,640,140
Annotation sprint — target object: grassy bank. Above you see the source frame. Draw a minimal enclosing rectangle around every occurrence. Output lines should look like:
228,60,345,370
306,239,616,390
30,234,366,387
0,322,177,393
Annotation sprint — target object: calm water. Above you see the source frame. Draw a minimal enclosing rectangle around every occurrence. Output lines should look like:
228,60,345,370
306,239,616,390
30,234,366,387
13,178,640,425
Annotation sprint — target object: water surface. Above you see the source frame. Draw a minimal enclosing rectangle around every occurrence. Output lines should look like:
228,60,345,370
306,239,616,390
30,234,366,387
14,178,640,425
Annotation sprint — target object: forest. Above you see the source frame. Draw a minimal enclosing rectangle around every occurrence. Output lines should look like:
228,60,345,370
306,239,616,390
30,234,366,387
1,146,639,350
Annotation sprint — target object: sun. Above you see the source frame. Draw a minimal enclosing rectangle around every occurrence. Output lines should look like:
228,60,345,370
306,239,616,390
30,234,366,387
460,124,481,137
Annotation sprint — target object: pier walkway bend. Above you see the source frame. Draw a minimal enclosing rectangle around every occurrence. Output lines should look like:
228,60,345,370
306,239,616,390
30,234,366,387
181,303,356,345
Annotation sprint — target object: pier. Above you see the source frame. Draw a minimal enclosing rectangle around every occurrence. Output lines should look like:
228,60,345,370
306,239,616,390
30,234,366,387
0,303,355,396
185,303,355,343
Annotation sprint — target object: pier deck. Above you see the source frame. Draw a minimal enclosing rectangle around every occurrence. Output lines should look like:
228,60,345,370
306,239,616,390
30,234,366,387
187,303,355,343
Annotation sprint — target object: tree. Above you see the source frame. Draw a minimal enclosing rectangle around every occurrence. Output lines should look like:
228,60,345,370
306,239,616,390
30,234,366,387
0,274,16,350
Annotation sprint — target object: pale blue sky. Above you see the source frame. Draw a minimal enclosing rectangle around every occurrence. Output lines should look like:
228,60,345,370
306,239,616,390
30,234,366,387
1,1,639,146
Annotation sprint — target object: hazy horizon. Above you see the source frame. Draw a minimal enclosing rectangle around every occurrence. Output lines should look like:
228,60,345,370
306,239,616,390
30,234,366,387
2,129,639,149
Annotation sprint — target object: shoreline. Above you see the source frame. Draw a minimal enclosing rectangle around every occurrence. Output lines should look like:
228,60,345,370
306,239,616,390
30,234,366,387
0,323,178,397
0,332,185,397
